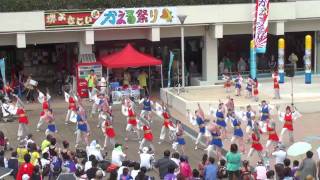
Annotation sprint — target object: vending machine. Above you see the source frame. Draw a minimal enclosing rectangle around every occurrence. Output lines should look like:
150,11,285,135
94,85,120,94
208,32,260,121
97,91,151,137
76,62,102,98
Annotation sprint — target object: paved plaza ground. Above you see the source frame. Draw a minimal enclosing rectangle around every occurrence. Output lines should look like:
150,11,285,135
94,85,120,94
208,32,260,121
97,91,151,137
0,93,320,179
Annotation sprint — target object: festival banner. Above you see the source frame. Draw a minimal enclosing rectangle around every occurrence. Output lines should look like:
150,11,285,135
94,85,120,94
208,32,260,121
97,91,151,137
45,10,102,28
0,58,6,85
254,0,270,53
93,7,178,27
167,51,175,87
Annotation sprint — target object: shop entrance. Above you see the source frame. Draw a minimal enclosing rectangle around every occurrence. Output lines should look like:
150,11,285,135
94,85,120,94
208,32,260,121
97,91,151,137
0,43,78,96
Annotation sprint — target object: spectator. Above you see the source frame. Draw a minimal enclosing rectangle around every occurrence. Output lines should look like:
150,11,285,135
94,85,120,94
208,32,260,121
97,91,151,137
131,162,140,179
140,147,154,170
267,170,275,180
62,153,76,173
137,70,149,96
31,165,42,180
117,161,131,180
85,155,96,172
240,160,251,180
86,159,99,180
155,150,178,179
171,152,180,167
40,134,52,152
219,61,225,75
119,167,133,180
135,166,153,180
50,150,62,179
112,143,126,167
237,57,247,72
95,169,104,180
283,158,292,179
255,161,267,180
203,156,217,180
226,144,241,180
191,169,200,180
179,155,192,178
17,141,28,164
291,160,300,180
305,175,315,180
197,154,208,178
217,159,228,179
299,151,317,180
8,151,19,177
16,154,34,180
86,140,103,161
0,150,7,168
29,143,40,166
40,152,50,176
164,164,177,180
272,143,287,179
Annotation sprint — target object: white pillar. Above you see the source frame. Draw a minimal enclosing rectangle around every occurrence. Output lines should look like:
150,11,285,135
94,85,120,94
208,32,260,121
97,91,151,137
148,27,160,42
202,26,218,84
78,39,93,54
85,30,94,45
16,33,26,48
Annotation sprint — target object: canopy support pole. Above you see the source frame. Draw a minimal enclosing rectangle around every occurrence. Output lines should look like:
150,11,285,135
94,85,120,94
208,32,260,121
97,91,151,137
160,64,164,88
148,66,151,97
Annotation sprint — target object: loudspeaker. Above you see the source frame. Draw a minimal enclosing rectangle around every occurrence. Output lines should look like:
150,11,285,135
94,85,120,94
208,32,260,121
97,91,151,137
285,64,295,77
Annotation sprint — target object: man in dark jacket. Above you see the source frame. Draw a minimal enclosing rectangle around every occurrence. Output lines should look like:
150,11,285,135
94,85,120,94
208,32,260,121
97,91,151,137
7,151,19,177
154,150,178,179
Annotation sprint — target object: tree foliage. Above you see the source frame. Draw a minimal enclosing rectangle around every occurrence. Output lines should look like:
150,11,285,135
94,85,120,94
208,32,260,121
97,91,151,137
0,0,286,12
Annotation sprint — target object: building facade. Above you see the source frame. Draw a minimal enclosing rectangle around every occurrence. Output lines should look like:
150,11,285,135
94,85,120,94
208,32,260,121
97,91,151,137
0,1,320,86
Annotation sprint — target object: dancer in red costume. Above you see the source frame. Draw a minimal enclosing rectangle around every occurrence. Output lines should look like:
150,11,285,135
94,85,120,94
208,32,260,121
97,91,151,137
16,107,29,140
272,71,280,99
247,123,263,160
101,117,116,149
278,106,301,143
266,121,279,148
159,104,174,144
122,100,140,141
139,124,154,151
65,92,77,124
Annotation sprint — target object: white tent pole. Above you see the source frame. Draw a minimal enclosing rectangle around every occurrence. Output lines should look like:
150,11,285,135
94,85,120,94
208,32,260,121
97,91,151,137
160,64,164,88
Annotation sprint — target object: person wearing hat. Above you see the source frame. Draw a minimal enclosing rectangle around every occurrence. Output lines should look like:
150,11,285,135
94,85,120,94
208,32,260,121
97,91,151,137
278,105,301,143
272,143,287,180
139,124,154,152
139,147,154,170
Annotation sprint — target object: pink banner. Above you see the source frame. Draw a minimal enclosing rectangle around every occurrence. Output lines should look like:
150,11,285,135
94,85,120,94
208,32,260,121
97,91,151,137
254,0,270,53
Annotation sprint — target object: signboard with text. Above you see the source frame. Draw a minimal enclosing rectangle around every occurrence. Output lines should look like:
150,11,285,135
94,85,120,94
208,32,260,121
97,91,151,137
45,7,178,29
93,7,178,27
45,10,101,28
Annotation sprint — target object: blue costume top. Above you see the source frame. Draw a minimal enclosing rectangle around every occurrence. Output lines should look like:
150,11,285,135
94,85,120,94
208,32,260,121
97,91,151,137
211,132,223,148
216,110,227,128
196,116,205,133
235,78,241,89
261,105,269,121
47,124,56,132
77,114,88,132
246,82,252,91
232,119,243,137
143,100,152,111
246,111,253,127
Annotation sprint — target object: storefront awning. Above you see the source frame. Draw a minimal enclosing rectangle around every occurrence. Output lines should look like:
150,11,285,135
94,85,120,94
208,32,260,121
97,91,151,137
99,44,162,68
79,53,96,63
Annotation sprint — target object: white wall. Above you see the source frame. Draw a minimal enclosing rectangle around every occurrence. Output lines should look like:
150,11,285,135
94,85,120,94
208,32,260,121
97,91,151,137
26,31,81,44
0,11,44,32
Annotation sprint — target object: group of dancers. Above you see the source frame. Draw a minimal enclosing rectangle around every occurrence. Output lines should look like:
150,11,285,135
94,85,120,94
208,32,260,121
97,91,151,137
223,70,281,100
187,98,301,161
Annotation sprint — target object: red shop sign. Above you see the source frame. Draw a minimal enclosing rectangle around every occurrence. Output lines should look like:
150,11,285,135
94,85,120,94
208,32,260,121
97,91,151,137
45,10,101,28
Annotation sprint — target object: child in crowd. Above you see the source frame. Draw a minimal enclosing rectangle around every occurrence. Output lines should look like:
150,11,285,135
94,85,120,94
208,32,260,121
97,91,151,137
217,159,228,179
291,160,300,180
266,170,275,180
223,73,232,93
240,160,252,180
